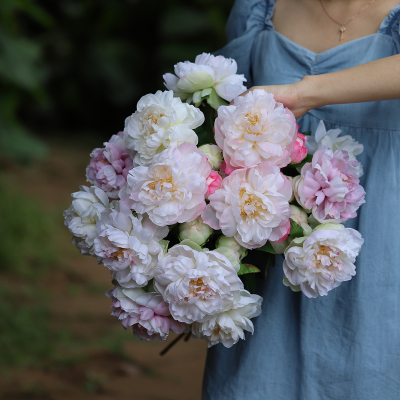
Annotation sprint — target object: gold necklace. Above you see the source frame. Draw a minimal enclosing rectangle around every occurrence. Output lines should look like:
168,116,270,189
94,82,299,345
319,0,378,41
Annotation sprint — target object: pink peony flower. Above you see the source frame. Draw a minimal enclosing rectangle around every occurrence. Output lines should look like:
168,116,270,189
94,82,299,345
202,162,293,249
121,143,211,226
290,132,308,164
293,147,365,223
214,89,297,173
86,132,134,198
206,170,222,198
107,285,187,342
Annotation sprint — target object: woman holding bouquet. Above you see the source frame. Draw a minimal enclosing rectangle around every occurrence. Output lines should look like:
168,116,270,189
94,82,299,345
203,0,400,399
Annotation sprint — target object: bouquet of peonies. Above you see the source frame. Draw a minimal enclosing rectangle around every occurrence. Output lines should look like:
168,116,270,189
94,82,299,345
64,53,365,349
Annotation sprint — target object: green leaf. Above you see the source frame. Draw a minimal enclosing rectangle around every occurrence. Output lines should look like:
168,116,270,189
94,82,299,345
142,280,155,293
239,273,257,294
205,88,228,110
289,218,305,238
201,88,212,97
257,241,276,254
237,263,260,276
301,131,312,136
290,154,313,169
264,253,275,278
194,125,215,146
192,90,202,104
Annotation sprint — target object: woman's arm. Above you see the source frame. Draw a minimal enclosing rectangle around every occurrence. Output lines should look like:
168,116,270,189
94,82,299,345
240,54,400,119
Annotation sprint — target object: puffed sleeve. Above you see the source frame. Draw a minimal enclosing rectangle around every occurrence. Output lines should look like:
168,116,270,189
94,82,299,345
380,5,400,53
215,0,272,87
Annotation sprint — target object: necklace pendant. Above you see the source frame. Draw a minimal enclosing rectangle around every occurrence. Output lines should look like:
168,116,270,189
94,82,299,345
339,26,346,42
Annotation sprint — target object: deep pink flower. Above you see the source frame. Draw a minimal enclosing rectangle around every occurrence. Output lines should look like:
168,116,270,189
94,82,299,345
290,132,308,164
86,132,134,198
206,170,223,198
294,147,365,223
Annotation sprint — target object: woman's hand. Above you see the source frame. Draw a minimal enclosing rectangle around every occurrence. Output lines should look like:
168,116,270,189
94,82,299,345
231,80,311,119
232,54,400,118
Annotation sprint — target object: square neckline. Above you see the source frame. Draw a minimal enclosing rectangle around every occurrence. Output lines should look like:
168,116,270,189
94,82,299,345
268,0,400,57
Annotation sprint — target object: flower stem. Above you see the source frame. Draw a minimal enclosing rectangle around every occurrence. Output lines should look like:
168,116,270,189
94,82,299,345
159,333,185,356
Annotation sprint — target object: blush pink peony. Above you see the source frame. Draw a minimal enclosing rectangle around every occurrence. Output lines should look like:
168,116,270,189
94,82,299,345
293,147,365,223
214,89,297,173
121,143,211,226
86,132,134,198
202,162,292,249
107,285,187,342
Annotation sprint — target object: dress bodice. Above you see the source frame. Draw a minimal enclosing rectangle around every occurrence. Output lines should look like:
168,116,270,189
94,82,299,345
217,0,400,131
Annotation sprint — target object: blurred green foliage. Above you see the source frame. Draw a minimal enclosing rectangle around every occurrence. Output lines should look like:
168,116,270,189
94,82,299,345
0,284,53,368
0,180,54,277
0,0,53,162
5,0,234,143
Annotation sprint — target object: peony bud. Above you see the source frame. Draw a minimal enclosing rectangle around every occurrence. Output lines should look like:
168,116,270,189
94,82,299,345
206,170,223,198
313,223,344,232
176,70,214,94
179,217,213,246
215,247,241,272
290,205,312,236
290,132,308,164
198,144,223,170
286,176,295,202
216,236,247,260
270,237,292,254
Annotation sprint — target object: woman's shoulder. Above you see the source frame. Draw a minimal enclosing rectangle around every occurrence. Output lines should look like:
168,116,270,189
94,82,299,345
226,0,274,41
379,4,400,51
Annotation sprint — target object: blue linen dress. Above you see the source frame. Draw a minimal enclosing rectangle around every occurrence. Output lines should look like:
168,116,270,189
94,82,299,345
203,1,400,399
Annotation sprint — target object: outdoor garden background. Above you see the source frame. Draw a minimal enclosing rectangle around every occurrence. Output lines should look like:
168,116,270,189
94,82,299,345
0,1,234,398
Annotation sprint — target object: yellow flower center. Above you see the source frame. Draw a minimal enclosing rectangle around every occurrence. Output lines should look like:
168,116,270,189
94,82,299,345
245,112,265,136
239,188,263,219
111,248,126,261
213,325,221,336
148,176,173,191
147,113,165,134
184,277,213,302
245,113,260,126
312,244,340,270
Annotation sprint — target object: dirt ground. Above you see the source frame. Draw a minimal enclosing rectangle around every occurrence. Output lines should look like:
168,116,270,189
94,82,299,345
0,136,208,400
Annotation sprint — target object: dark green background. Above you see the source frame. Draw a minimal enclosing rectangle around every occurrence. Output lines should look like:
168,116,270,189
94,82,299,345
0,0,234,162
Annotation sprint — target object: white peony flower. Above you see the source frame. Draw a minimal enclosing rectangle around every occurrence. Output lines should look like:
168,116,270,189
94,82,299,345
154,245,243,324
306,120,364,177
202,162,292,249
214,89,297,173
191,290,262,348
121,143,211,226
106,284,187,342
123,90,204,166
198,144,223,170
163,53,247,103
283,224,364,298
94,202,168,288
179,216,213,246
63,185,110,256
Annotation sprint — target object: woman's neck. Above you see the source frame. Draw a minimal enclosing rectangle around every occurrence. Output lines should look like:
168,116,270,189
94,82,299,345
272,0,400,54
